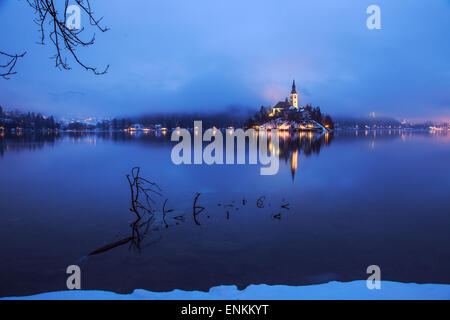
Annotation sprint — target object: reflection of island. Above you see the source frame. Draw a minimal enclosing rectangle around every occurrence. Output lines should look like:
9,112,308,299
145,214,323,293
1,129,446,162
276,131,334,181
0,130,334,182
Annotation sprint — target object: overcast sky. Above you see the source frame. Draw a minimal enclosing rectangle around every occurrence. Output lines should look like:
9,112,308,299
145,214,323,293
0,0,449,121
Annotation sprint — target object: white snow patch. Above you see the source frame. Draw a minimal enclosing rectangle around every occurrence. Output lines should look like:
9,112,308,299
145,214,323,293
2,281,450,300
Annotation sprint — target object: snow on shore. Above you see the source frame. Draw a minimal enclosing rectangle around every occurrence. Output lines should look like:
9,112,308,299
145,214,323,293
2,281,450,300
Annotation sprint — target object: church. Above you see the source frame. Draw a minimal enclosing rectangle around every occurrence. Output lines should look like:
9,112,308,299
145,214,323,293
269,80,301,117
254,79,330,132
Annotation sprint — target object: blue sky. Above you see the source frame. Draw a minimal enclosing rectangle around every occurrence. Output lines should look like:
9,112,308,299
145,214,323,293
0,0,449,121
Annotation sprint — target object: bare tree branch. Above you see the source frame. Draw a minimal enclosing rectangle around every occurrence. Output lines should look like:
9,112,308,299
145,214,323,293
25,0,109,75
0,51,26,80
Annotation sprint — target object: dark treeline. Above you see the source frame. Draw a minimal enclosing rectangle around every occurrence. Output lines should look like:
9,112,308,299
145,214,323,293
0,106,60,131
112,110,253,129
1,103,336,133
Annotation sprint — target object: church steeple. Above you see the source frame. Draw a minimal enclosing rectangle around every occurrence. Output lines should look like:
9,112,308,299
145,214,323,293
289,79,298,109
291,80,297,94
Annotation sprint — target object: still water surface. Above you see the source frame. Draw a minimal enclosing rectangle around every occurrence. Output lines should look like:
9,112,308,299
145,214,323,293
0,130,449,297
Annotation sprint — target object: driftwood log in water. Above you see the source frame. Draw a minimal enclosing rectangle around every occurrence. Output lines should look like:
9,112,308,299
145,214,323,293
88,237,134,256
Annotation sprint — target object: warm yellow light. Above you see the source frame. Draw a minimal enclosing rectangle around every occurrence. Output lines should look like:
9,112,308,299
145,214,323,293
278,124,291,130
291,150,298,171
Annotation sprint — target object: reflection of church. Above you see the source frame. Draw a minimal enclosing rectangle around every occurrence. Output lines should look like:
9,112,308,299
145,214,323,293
277,130,334,182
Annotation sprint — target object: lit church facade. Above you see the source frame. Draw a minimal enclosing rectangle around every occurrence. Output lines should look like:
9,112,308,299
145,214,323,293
269,80,300,117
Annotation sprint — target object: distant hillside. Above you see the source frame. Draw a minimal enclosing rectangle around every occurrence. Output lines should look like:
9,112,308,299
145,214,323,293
129,107,254,129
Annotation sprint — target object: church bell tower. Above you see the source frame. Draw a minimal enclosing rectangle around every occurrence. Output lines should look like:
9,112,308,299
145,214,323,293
289,80,298,109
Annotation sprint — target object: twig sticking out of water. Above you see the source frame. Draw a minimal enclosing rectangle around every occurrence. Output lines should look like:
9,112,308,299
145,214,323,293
257,196,266,208
281,203,290,210
193,192,205,226
271,213,282,220
162,199,174,228
126,167,162,220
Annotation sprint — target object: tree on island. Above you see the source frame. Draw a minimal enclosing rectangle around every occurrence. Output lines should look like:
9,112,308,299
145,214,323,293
323,115,334,129
1,0,108,79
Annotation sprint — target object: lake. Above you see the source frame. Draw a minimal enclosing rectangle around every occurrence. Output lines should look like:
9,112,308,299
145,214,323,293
0,130,449,297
